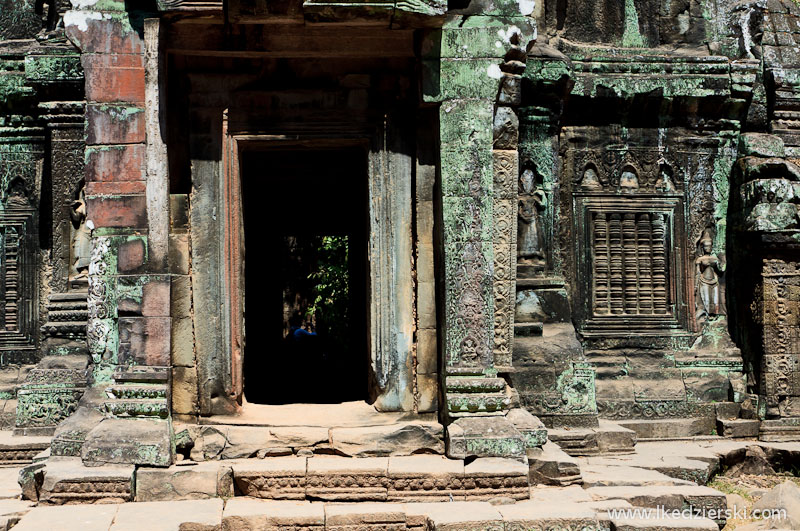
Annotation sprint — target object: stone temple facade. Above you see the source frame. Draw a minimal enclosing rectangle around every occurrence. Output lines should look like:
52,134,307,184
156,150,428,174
1,0,800,507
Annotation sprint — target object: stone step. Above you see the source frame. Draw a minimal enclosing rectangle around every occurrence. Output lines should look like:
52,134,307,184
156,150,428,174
547,428,600,456
579,464,695,488
106,384,168,400
528,441,583,486
514,322,543,336
615,418,716,440
104,399,169,418
547,420,636,457
716,418,759,438
759,418,800,442
228,455,529,503
584,485,727,526
113,366,169,384
582,444,718,485
0,431,50,464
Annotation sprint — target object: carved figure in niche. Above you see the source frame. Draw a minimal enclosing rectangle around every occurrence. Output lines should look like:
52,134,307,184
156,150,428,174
655,164,676,192
620,167,639,191
6,179,30,209
580,167,602,190
70,185,91,279
517,168,546,265
695,230,725,321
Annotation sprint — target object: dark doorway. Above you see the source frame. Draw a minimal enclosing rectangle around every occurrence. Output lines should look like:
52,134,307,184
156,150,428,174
240,148,369,404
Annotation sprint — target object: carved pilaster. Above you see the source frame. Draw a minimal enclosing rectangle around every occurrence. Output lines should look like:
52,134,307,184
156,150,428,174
761,259,800,418
0,126,44,364
39,102,85,293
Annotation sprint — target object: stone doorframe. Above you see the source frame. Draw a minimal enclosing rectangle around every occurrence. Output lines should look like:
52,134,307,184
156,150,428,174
192,111,416,415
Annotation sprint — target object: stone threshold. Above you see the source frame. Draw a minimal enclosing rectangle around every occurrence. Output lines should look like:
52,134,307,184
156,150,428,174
178,417,444,460
197,400,436,428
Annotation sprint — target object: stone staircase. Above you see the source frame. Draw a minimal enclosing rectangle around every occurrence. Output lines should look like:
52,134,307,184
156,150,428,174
103,366,169,419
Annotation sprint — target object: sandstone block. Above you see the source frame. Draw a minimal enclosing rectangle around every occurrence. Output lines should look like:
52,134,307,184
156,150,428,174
528,441,582,487
306,457,388,501
81,418,172,467
463,457,528,500
497,501,599,529
325,503,406,530
65,12,145,55
112,499,223,531
135,462,232,501
39,456,133,504
447,416,525,460
717,419,760,439
85,145,146,183
85,104,145,145
739,133,785,158
172,367,199,416
387,455,464,502
85,193,147,228
406,501,503,531
12,503,119,531
118,316,171,367
231,457,307,500
222,499,324,530
330,422,443,457
82,54,145,104
220,426,329,459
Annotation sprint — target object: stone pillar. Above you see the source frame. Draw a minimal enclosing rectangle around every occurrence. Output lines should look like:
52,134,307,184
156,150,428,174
64,4,172,466
424,9,543,459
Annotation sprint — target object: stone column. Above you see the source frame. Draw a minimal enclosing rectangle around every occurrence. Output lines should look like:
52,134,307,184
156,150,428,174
64,3,172,466
425,9,544,459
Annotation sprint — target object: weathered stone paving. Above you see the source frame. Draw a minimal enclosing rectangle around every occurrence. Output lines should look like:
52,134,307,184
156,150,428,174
8,439,800,528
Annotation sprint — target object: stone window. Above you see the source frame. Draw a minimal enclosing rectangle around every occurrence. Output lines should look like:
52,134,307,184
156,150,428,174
575,196,686,334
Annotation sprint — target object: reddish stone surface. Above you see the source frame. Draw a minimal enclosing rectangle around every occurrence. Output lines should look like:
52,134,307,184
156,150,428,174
66,16,144,55
142,279,171,317
85,104,145,145
86,194,148,229
117,276,169,316
118,238,148,273
85,145,146,182
118,316,171,366
82,54,145,103
86,181,146,195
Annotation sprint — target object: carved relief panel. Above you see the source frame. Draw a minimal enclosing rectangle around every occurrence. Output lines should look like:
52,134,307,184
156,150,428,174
561,128,700,340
